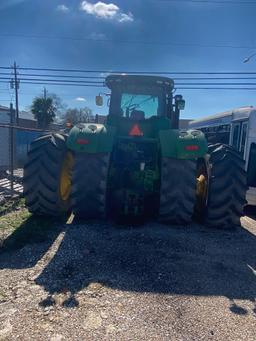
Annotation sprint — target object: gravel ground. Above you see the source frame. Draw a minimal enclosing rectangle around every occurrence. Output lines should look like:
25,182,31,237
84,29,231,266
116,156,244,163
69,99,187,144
0,215,255,341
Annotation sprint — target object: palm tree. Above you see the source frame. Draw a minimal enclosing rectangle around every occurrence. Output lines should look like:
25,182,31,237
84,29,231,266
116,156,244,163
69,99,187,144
31,96,57,129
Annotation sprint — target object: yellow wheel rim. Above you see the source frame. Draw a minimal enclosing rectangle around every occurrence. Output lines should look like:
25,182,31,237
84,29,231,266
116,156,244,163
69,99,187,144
60,152,74,201
196,174,208,201
194,160,209,221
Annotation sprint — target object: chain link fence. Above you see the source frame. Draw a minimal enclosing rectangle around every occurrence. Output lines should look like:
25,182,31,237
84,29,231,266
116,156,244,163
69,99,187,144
0,122,49,204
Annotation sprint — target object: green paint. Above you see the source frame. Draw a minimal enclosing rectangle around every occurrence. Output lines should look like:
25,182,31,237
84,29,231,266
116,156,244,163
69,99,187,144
159,129,208,159
66,123,116,153
106,115,171,138
66,122,208,160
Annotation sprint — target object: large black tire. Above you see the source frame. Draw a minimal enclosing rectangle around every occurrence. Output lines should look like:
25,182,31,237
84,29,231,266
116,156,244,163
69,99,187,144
159,158,197,224
205,143,247,228
71,153,110,218
23,133,71,216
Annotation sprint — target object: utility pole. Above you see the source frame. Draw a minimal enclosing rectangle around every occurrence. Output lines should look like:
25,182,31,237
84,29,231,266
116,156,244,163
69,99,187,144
43,87,47,100
43,87,47,129
9,103,15,194
13,62,19,125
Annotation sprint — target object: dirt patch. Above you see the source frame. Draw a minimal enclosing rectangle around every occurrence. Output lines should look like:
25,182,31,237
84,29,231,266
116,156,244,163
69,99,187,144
0,215,255,340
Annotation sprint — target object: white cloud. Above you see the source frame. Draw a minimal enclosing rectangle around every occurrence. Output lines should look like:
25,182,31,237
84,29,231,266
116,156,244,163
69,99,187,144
81,1,118,18
57,4,69,12
75,97,86,102
80,1,134,23
118,12,133,23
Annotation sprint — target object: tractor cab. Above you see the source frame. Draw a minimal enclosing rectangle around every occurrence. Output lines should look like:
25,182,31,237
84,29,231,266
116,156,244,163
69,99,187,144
96,74,185,135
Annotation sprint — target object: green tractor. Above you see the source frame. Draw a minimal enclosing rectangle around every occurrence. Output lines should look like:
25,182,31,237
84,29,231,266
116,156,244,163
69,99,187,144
23,75,247,227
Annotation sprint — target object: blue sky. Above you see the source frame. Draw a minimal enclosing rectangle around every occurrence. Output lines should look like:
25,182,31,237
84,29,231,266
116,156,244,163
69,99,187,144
0,0,256,119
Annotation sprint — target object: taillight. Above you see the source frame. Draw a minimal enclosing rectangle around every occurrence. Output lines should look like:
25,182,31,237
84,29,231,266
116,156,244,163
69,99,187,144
77,138,89,145
185,145,199,151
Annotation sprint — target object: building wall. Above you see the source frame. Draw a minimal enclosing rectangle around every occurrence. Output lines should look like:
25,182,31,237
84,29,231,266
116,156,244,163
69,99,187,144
0,127,10,169
19,118,37,128
0,110,10,169
0,111,10,124
179,119,192,129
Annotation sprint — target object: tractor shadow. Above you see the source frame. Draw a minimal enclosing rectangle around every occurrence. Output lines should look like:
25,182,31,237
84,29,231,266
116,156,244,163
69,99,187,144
0,215,63,269
0,215,255,315
33,219,256,313
244,205,256,220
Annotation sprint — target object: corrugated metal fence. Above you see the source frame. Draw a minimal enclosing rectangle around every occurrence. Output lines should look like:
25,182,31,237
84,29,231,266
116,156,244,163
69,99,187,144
0,123,47,202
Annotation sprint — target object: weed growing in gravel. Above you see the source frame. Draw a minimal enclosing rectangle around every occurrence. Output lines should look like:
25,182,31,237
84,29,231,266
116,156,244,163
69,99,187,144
0,197,26,216
0,201,64,251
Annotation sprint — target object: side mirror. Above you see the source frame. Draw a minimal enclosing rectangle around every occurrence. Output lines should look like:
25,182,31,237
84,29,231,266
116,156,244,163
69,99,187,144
177,99,185,110
175,95,185,110
96,95,103,106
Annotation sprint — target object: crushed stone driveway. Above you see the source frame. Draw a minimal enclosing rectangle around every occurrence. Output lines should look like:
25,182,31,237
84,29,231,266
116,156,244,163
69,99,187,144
0,216,256,341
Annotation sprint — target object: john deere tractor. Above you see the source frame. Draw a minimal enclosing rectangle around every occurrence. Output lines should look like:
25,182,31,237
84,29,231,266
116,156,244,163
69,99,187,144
23,75,247,228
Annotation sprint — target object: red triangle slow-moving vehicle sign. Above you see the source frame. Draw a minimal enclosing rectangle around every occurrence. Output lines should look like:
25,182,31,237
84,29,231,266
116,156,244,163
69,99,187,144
129,124,143,136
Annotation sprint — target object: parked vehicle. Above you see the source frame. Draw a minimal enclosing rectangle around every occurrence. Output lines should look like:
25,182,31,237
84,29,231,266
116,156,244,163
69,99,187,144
23,75,247,228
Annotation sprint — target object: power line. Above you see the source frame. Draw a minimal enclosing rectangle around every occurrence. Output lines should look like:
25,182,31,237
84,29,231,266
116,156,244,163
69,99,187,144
3,76,256,86
3,71,256,80
178,87,256,90
2,65,256,91
1,80,256,90
9,81,103,87
159,0,256,4
0,72,105,80
16,78,256,86
10,67,256,75
176,82,256,85
3,65,256,75
0,33,255,50
0,77,103,84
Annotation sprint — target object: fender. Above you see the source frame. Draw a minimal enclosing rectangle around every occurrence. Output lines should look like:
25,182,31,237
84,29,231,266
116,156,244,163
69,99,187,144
159,129,208,159
66,123,116,153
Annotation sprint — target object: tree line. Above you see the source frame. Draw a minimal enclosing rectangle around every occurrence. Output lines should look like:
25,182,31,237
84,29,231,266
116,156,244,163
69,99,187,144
31,92,94,129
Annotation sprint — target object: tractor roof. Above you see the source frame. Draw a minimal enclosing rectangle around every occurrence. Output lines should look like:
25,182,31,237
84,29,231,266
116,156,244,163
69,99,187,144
105,74,174,91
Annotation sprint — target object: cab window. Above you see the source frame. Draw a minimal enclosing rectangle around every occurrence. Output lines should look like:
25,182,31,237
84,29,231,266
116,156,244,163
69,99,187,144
121,93,161,119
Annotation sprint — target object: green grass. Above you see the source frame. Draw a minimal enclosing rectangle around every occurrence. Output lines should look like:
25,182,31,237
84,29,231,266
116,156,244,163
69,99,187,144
0,208,30,232
0,197,26,216
0,201,65,251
